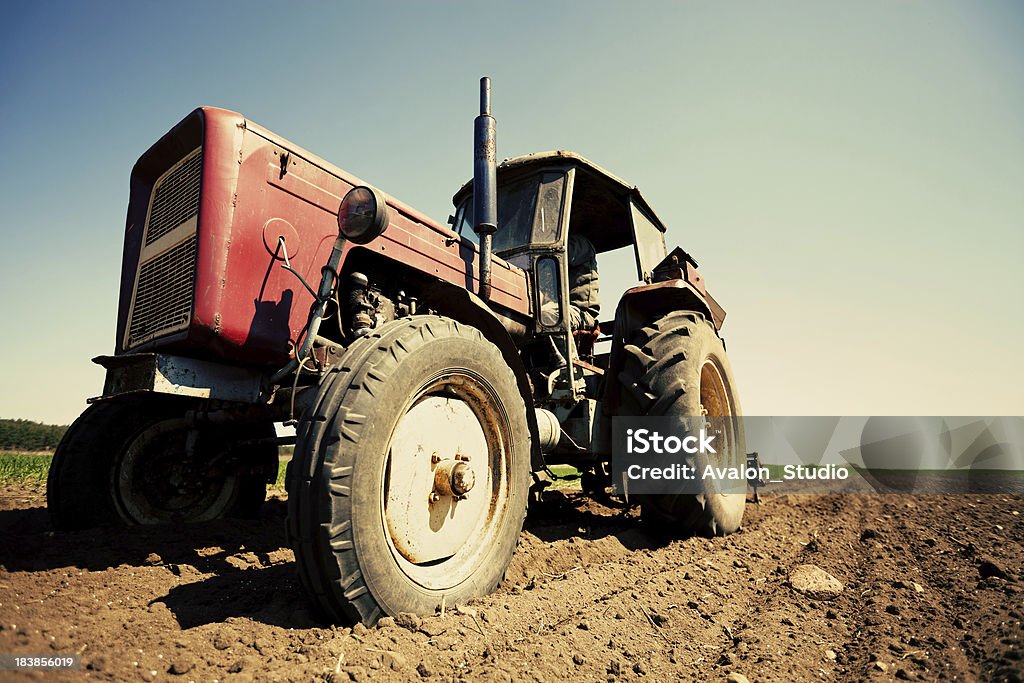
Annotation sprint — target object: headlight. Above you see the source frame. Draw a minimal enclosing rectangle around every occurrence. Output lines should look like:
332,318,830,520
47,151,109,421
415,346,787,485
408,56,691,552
337,185,389,244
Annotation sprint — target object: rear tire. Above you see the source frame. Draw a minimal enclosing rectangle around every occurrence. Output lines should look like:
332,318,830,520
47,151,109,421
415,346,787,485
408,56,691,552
47,398,277,530
617,311,746,536
288,316,531,625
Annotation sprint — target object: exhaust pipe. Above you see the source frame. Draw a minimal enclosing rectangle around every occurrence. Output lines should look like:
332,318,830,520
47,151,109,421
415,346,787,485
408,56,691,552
474,77,497,301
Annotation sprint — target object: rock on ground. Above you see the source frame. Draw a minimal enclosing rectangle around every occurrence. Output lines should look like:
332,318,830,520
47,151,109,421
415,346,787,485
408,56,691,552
788,564,844,600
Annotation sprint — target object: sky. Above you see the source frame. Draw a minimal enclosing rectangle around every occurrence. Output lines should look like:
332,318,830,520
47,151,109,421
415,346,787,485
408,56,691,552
0,1,1022,425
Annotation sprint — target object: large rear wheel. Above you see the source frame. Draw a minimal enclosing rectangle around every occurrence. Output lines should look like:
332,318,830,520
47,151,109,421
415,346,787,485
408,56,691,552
617,311,746,536
288,316,531,624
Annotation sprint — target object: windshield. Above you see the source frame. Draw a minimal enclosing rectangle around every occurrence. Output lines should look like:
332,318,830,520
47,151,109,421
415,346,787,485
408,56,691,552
630,202,667,281
455,173,563,254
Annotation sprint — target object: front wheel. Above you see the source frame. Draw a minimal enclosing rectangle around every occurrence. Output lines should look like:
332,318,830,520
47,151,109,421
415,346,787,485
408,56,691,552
288,316,531,624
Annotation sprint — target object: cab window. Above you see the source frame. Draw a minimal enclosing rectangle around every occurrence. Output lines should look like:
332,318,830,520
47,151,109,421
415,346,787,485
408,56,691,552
454,205,479,245
454,171,567,254
531,172,565,245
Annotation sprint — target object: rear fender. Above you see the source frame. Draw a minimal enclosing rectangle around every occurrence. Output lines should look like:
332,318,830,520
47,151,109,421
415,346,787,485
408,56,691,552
617,279,724,331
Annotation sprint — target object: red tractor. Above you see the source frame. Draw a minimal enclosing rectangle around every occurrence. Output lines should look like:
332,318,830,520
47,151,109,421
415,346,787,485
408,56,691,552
48,79,745,624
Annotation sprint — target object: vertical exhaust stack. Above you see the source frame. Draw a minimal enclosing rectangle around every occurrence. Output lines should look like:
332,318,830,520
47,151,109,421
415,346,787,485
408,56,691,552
474,77,497,301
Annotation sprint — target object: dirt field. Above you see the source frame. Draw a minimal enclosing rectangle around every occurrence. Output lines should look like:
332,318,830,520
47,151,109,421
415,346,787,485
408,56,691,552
0,483,1020,682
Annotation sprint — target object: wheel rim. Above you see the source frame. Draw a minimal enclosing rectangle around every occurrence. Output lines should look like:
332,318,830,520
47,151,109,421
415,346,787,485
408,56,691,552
381,370,512,591
699,359,733,417
700,359,742,488
112,419,238,524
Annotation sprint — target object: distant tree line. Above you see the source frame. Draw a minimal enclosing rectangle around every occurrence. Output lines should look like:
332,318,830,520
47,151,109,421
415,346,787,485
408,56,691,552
0,419,69,451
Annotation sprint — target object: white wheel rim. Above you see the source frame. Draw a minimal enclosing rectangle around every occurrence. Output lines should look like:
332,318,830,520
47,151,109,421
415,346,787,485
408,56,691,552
381,371,512,590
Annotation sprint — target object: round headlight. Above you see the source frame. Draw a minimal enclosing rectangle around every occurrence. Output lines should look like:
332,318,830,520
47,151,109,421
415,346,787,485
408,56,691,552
337,185,389,244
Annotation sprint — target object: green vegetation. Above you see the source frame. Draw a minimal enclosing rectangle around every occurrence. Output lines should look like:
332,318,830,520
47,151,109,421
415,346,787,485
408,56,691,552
1,451,287,489
274,459,288,489
548,464,580,479
548,464,581,491
0,418,68,451
0,452,51,483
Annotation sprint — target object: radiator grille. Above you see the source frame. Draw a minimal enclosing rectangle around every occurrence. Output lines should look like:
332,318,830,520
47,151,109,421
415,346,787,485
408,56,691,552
145,148,202,245
127,235,197,346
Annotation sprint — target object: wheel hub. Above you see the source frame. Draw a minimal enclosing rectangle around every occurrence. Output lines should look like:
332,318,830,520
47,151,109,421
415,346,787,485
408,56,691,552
432,458,475,498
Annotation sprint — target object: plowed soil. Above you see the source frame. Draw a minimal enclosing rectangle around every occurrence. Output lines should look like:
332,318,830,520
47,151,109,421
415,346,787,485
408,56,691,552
0,484,1020,682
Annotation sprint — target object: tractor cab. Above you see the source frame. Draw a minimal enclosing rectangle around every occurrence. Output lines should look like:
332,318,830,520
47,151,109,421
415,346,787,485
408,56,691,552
453,150,669,310
452,152,675,460
452,152,671,389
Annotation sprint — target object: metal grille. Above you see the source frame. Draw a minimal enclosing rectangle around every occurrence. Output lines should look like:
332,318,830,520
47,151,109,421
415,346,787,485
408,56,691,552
145,148,202,245
127,235,197,345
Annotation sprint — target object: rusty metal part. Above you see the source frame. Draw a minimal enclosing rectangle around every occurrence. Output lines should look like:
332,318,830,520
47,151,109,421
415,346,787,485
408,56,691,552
347,272,374,337
646,247,727,328
433,459,476,497
419,280,542,471
474,77,498,300
303,335,345,374
384,382,498,571
179,387,316,428
92,353,263,404
572,357,604,375
620,278,726,331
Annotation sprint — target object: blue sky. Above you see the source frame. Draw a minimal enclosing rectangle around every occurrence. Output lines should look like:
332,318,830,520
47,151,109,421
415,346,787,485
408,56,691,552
1,1,1022,424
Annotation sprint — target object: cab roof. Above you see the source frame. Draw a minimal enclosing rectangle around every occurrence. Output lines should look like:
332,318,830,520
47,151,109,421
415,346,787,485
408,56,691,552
453,150,668,253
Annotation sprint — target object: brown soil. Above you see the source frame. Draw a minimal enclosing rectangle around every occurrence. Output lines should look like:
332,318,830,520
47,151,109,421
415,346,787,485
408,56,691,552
0,483,1020,682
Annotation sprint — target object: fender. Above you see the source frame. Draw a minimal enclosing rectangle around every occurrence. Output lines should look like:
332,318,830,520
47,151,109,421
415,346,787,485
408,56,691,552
421,281,544,472
617,279,725,332
594,278,726,456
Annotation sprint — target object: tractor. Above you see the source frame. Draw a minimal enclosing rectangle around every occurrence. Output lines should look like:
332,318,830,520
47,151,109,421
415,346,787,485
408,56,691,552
48,78,745,624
